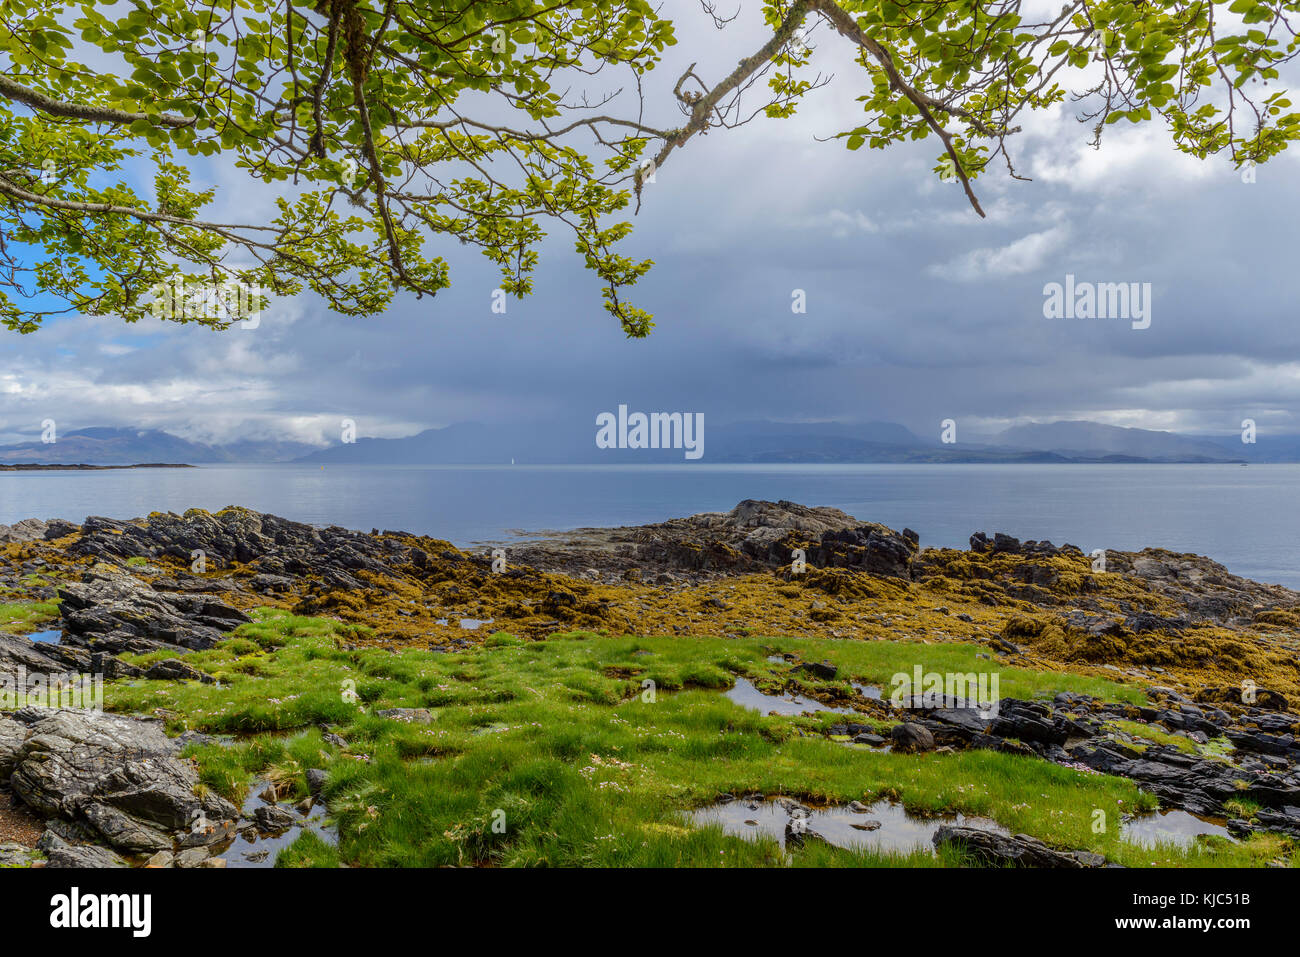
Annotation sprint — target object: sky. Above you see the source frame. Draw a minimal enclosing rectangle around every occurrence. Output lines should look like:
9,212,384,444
3,1,1299,449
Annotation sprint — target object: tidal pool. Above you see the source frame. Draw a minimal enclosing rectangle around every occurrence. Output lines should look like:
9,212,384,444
690,797,1007,855
434,617,494,630
725,677,859,716
1121,809,1235,849
218,778,338,869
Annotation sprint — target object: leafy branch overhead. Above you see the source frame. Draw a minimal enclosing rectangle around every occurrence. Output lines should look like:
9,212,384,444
0,0,1296,334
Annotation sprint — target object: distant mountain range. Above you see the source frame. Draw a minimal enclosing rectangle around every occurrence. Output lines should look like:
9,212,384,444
293,419,1259,465
0,428,318,465
0,420,1285,466
990,421,1246,463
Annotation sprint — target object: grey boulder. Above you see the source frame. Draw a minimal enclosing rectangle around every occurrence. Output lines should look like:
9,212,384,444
8,707,237,854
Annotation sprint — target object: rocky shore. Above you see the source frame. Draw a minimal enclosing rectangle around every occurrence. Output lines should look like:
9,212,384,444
1,501,1298,867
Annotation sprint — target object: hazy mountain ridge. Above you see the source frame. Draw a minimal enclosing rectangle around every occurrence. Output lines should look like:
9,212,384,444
0,428,318,465
293,418,1260,465
992,421,1241,462
0,420,1270,465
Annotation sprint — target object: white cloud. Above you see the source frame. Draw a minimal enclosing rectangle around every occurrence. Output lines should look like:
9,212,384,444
1023,105,1214,191
823,209,878,237
925,226,1069,282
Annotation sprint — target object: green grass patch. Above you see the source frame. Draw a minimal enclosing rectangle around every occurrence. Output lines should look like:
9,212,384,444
0,600,61,634
102,612,1291,868
275,831,342,868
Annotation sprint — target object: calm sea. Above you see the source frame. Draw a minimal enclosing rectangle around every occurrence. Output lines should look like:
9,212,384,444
2,463,1296,588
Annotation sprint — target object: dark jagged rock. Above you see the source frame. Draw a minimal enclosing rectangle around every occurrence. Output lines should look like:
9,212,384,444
807,524,917,579
784,817,834,849
795,660,838,681
56,571,250,654
67,508,405,586
1070,740,1299,819
923,706,993,735
1235,805,1300,837
1068,745,1244,816
506,499,918,581
989,699,1070,746
967,532,1084,559
0,631,93,684
1224,729,1296,756
934,826,1109,868
44,520,81,540
953,527,1300,648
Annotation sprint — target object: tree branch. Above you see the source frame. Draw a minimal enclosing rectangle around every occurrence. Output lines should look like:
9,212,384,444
809,0,985,217
0,75,196,128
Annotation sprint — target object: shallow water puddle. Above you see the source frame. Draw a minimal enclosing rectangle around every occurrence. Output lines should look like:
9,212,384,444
690,798,1007,855
762,657,882,700
434,617,494,630
726,677,858,716
26,630,60,644
217,779,338,869
1121,809,1235,849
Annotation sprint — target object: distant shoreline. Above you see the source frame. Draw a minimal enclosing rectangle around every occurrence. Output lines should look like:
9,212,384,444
0,463,194,472
0,459,1262,469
